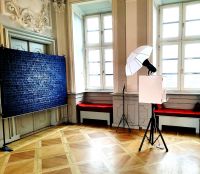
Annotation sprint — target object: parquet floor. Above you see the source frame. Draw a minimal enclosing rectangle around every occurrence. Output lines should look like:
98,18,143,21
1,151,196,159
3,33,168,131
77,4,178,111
0,124,200,174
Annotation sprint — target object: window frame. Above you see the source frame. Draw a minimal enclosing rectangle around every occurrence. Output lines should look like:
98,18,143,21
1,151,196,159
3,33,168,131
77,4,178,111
158,1,200,92
84,13,113,90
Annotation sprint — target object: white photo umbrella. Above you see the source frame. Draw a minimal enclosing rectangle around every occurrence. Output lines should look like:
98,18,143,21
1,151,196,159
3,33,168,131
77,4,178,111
126,45,153,76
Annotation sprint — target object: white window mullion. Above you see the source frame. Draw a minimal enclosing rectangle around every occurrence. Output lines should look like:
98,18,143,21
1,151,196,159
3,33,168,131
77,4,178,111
179,3,183,42
102,47,106,90
178,42,183,91
181,42,186,91
100,47,104,89
179,3,184,91
100,14,104,89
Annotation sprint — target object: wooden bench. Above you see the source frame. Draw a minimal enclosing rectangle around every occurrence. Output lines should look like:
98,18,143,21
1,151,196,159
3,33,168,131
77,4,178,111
154,104,200,134
76,102,113,127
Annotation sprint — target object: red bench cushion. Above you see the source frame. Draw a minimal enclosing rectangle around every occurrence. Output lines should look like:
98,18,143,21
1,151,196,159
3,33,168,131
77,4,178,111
154,108,200,117
77,103,113,112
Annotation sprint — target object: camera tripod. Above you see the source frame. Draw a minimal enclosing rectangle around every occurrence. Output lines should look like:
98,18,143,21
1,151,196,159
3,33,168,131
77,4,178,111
116,85,131,132
139,104,168,152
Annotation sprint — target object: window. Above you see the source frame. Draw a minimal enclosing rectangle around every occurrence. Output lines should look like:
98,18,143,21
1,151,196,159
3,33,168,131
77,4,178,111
11,38,47,53
159,1,200,91
84,13,113,90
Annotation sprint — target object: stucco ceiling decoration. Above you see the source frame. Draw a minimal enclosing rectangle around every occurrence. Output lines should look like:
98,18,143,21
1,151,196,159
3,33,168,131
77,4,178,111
5,0,50,32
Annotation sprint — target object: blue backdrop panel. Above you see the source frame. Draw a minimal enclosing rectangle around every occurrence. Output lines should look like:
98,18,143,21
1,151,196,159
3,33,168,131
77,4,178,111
0,47,67,118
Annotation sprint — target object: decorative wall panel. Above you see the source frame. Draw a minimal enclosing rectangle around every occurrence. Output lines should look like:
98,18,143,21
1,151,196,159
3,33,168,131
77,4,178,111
113,94,139,129
138,103,151,129
4,0,50,32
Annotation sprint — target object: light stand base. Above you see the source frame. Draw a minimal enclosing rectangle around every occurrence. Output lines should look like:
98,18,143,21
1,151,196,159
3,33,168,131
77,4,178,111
116,114,131,133
139,104,168,152
0,118,13,152
0,145,13,152
116,85,131,133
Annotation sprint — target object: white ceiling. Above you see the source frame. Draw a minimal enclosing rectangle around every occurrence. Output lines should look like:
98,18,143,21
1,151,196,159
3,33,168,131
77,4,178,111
72,0,112,15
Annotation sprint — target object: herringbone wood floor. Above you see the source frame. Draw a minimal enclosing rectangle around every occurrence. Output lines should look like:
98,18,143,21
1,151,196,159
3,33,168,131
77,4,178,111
0,124,200,174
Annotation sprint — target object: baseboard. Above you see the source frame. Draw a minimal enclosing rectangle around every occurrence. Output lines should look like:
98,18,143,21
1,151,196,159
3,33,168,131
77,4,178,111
0,135,20,147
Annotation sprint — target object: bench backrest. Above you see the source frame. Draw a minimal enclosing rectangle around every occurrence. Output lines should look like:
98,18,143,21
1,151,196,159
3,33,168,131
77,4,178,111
83,92,113,104
163,94,200,110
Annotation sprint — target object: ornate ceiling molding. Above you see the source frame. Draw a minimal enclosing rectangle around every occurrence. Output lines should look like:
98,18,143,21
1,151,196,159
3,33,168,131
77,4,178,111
5,0,50,33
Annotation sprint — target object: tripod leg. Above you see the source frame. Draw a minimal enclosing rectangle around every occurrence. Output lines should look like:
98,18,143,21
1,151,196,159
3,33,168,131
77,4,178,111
155,123,168,152
122,114,131,132
149,105,156,145
149,118,154,145
149,115,157,145
116,114,124,132
123,115,125,128
139,117,152,151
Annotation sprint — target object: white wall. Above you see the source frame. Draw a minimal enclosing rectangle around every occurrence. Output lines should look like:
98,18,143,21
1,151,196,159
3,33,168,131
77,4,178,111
125,0,148,92
153,1,158,69
72,11,85,93
126,0,138,92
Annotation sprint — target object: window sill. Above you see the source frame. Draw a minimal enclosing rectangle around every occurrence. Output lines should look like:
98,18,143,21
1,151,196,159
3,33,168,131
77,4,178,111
167,90,200,95
85,89,114,93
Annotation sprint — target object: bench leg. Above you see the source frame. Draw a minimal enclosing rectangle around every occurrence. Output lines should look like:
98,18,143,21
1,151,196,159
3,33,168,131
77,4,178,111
110,111,113,127
158,116,162,130
76,107,81,124
196,119,200,135
81,117,84,124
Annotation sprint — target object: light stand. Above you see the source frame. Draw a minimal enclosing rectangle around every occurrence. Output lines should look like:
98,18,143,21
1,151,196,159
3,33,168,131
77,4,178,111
125,45,168,151
139,104,168,152
0,116,13,152
116,84,131,132
138,75,168,152
0,76,13,152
